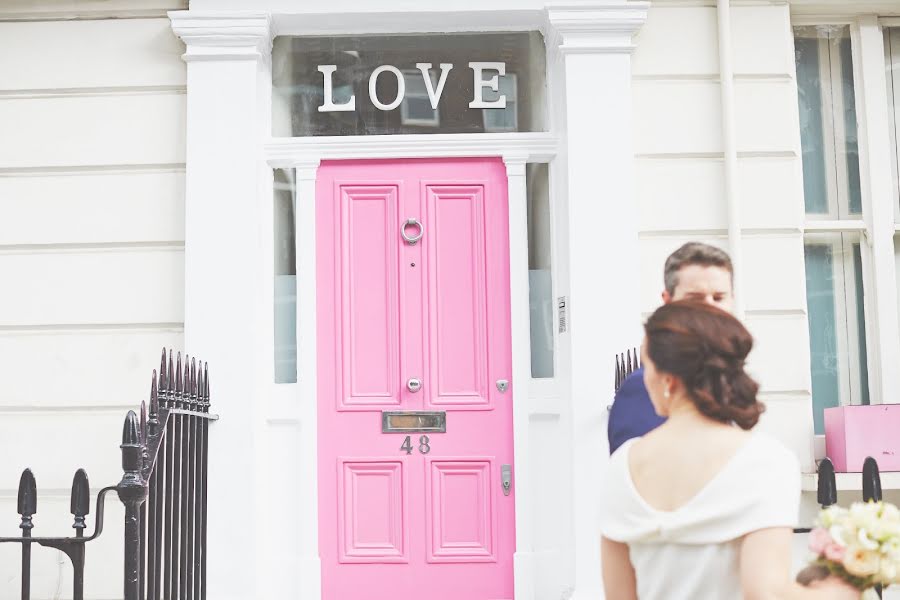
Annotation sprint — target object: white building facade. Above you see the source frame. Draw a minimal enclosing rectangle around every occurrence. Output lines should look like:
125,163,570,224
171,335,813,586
5,0,900,598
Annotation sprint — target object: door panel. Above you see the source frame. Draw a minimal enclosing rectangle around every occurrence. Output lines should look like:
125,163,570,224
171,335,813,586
427,459,496,563
338,459,408,563
426,185,489,407
317,159,514,600
338,185,400,409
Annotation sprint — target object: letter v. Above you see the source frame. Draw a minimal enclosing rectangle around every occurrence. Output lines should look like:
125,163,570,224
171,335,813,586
415,63,453,110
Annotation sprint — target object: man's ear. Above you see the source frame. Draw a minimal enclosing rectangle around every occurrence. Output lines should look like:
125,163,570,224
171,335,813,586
661,290,673,304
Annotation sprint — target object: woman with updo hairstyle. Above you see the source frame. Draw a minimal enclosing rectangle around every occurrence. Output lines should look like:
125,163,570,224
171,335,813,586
599,301,858,600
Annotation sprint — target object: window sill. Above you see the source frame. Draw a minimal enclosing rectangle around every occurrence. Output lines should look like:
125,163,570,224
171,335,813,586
801,471,900,492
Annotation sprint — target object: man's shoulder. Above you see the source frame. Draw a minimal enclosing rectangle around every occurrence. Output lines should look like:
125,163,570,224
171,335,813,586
617,367,647,396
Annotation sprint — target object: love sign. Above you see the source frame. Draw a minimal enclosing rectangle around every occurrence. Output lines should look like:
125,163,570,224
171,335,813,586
317,62,508,113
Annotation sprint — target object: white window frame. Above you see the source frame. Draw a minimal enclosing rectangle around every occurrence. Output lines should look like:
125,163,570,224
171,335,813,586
794,15,900,410
804,232,868,408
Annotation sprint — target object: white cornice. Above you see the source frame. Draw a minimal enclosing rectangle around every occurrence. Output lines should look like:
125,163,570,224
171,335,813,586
265,133,559,167
545,3,650,54
168,11,273,62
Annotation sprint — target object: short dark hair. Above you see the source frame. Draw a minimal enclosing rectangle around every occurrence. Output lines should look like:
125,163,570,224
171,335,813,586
663,242,733,295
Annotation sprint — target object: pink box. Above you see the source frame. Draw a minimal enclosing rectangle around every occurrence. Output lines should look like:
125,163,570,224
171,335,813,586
825,405,900,472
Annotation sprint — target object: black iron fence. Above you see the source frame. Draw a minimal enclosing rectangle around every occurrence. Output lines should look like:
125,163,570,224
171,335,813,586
614,348,641,393
0,348,217,600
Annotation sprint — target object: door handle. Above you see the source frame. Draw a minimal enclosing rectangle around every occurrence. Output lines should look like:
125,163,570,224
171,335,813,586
501,464,512,496
407,377,422,393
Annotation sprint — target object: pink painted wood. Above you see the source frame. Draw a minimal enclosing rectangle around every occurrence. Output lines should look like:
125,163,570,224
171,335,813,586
317,159,515,600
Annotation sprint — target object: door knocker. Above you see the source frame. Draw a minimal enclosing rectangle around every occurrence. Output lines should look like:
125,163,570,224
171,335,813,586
401,218,424,245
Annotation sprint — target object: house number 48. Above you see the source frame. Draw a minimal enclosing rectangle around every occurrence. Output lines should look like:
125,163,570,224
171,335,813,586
400,435,431,455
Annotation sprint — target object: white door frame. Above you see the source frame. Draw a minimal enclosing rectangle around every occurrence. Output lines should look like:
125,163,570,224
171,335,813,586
170,5,647,599
267,133,557,600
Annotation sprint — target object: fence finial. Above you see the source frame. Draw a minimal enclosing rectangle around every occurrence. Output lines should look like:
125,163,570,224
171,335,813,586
863,456,883,503
175,352,184,404
204,362,210,409
159,348,168,399
71,469,90,534
167,349,175,403
190,356,198,408
17,469,37,527
614,354,620,390
817,458,837,508
149,369,160,427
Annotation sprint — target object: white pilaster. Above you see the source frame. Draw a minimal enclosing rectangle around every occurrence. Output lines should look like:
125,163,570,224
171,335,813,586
503,154,535,600
293,159,322,600
546,4,648,599
170,11,272,600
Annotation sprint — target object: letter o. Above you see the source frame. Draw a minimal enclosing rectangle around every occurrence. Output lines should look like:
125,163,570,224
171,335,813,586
369,65,405,111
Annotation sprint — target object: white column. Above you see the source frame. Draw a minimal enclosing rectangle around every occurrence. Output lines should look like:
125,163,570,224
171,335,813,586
293,159,322,600
503,154,535,600
546,4,648,599
854,17,900,405
170,12,272,600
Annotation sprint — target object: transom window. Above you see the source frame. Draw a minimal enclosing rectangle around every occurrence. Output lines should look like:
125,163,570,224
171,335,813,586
271,32,546,136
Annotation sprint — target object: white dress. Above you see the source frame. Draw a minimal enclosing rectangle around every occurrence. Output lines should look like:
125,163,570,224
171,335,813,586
599,433,801,600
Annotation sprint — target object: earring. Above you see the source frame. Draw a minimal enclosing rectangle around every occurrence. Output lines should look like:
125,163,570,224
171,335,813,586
664,389,671,399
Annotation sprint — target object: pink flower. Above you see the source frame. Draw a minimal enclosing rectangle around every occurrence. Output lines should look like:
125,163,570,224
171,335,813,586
809,528,832,555
824,543,846,562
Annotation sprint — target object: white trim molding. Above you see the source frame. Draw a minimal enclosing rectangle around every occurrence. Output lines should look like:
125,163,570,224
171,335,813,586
546,3,650,54
169,12,273,62
265,133,559,166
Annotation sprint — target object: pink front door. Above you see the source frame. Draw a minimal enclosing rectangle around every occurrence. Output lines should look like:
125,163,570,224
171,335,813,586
317,158,515,600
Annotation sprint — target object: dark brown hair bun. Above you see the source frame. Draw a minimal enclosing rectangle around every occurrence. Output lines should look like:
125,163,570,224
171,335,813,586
644,301,763,429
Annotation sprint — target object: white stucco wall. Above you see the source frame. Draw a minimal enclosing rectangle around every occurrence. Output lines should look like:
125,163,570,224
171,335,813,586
0,2,186,597
634,1,815,474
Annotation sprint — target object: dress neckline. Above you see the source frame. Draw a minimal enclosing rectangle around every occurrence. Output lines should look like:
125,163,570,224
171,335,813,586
621,434,758,515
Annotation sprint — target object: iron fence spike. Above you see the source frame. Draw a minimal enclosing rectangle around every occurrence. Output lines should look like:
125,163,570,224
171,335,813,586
175,352,183,396
863,456,883,503
191,357,198,404
817,458,837,507
150,370,160,422
71,469,90,519
140,401,148,446
17,469,36,518
168,349,175,394
122,410,141,446
159,348,167,394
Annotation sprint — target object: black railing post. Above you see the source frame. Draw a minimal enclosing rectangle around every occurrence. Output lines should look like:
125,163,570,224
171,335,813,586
71,469,90,600
816,457,837,508
17,469,36,600
148,364,162,600
862,456,882,503
118,411,148,600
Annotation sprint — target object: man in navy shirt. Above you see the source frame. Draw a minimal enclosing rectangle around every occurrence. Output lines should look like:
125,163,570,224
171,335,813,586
607,242,736,454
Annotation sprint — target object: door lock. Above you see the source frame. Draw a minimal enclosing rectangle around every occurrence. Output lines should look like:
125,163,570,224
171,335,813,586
407,378,422,393
496,379,509,393
501,464,512,496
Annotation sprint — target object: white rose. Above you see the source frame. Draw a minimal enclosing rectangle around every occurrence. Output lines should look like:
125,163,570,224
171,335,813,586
844,544,881,577
858,528,880,551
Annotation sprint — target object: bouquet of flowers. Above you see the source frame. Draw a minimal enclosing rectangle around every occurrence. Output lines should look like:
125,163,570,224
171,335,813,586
797,501,900,591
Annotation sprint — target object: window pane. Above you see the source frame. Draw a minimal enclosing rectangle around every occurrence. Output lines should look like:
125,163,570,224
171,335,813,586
794,26,862,218
274,169,297,384
272,32,545,136
804,234,869,434
527,163,554,378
